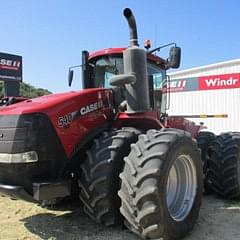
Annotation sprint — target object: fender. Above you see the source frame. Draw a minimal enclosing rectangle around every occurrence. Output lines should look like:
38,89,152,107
167,116,200,138
69,122,110,159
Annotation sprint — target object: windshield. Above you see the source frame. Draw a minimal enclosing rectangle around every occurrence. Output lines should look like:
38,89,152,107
91,55,167,113
92,56,123,88
92,56,165,88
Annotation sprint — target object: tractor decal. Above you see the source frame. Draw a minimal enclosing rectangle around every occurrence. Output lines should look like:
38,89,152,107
79,100,104,116
58,113,73,127
58,100,104,127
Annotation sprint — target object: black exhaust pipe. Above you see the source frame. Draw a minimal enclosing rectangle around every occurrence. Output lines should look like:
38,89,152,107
123,8,139,47
110,8,150,112
123,8,150,112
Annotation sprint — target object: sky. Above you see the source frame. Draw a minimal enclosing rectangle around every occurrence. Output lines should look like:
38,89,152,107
0,0,239,93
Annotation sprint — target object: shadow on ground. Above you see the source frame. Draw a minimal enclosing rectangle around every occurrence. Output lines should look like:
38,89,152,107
21,200,139,240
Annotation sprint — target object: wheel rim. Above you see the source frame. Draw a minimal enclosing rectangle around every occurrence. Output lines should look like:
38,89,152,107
167,154,197,221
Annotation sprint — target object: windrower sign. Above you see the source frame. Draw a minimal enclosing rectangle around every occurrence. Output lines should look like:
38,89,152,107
199,73,240,90
0,52,22,82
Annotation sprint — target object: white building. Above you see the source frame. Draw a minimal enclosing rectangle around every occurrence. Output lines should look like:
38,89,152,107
168,59,240,134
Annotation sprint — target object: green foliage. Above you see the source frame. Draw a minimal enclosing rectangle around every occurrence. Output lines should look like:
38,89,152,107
0,81,51,98
19,82,52,98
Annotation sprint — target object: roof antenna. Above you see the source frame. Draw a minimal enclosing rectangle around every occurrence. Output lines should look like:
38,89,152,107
154,24,158,51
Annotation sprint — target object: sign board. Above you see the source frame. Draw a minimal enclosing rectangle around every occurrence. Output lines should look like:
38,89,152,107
169,77,198,92
199,73,240,90
170,73,240,92
0,52,22,82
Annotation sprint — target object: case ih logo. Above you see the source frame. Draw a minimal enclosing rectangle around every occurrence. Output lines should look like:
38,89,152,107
0,52,22,82
169,77,199,92
58,101,104,127
0,58,21,71
169,80,186,92
199,73,240,90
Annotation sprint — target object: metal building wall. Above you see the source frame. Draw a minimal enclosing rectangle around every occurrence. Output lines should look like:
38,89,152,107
168,59,240,134
169,59,240,79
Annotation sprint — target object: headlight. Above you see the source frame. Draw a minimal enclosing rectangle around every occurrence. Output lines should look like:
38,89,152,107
0,151,38,163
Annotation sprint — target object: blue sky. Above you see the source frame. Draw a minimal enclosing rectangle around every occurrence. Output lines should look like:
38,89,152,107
0,0,239,93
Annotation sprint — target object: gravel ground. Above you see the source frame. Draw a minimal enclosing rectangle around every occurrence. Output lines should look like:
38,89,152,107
0,195,240,240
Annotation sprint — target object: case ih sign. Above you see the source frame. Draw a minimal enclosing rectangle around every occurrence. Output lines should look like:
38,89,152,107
170,73,240,92
0,52,22,82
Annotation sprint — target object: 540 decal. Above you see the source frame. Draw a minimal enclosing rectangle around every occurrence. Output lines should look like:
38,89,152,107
58,114,73,127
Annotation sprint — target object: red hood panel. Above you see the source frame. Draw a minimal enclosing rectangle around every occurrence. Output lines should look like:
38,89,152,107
0,88,108,115
0,88,114,157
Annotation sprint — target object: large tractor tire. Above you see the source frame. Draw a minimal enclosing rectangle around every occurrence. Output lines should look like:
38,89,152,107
204,135,225,196
78,127,140,226
118,128,203,240
196,131,215,172
196,131,216,193
218,132,240,199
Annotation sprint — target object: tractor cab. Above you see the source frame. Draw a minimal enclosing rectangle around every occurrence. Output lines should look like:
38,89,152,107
88,49,168,113
69,47,177,115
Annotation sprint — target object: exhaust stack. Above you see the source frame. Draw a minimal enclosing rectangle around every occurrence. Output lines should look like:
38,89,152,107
123,8,150,112
110,8,150,112
123,8,139,47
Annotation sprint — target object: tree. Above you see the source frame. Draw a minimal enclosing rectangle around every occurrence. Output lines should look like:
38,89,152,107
19,82,51,98
0,81,51,98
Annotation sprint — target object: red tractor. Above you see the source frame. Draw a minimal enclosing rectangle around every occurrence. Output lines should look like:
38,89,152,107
0,8,203,240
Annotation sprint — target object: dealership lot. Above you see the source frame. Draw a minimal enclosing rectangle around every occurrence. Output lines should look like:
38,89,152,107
0,195,240,240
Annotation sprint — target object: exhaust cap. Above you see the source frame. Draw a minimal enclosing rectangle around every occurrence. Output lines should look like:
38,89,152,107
123,8,132,18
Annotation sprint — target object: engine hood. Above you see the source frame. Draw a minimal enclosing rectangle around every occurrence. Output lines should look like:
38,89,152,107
0,88,112,115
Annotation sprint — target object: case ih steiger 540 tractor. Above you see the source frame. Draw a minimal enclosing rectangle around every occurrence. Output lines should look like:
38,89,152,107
0,8,203,240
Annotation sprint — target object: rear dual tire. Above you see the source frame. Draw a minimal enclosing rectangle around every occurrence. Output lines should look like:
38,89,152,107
205,132,240,199
196,131,216,173
196,131,216,193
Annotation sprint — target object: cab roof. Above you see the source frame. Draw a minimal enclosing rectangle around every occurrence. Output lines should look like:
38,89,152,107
89,48,165,65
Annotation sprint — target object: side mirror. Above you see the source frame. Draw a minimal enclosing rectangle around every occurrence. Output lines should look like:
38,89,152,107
68,70,74,87
109,73,136,87
168,47,181,69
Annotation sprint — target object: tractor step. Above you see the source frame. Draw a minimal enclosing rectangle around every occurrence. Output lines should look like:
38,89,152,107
0,181,70,202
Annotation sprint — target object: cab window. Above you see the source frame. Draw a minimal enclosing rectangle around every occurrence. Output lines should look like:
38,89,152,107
93,57,123,88
92,55,166,90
